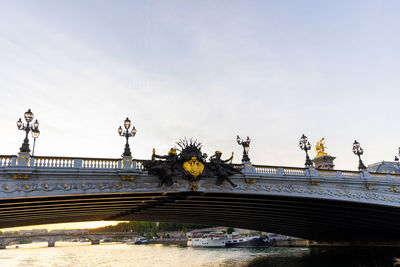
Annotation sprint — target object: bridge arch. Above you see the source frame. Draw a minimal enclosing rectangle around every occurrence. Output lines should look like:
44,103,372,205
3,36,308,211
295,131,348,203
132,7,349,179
1,155,400,242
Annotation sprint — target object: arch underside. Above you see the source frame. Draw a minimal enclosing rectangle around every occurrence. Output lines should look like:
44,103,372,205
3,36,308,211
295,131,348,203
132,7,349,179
0,192,399,242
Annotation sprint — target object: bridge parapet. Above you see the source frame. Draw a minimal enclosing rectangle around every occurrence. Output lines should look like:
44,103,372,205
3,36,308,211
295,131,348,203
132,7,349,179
0,155,144,170
0,156,14,167
2,154,400,183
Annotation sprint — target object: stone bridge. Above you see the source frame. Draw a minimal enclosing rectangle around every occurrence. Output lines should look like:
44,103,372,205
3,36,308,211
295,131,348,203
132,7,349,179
1,154,400,242
0,232,138,248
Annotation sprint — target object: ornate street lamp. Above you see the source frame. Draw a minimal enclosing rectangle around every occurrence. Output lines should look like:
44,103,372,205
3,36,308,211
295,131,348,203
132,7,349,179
395,147,400,170
118,117,136,157
16,109,39,154
31,120,40,156
236,135,251,162
352,140,366,170
298,134,313,167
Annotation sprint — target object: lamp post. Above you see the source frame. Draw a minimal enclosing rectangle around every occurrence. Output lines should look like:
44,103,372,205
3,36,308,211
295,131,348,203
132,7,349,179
395,147,400,171
352,140,366,170
236,135,251,162
16,109,39,154
118,117,136,157
31,120,40,156
298,134,313,167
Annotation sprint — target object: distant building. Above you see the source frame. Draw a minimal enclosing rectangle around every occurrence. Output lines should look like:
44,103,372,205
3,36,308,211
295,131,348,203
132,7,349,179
368,161,400,174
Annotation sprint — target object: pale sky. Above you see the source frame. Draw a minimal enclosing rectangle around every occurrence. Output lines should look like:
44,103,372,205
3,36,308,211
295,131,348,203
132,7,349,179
0,0,399,229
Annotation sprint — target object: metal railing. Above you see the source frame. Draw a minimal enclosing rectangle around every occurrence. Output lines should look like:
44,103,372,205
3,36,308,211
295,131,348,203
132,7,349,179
82,158,119,169
34,157,74,168
135,160,144,170
0,155,13,167
341,171,361,178
253,165,278,175
0,154,398,181
283,167,306,176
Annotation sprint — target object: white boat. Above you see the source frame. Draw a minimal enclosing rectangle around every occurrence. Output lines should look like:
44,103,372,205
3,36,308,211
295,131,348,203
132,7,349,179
187,232,226,247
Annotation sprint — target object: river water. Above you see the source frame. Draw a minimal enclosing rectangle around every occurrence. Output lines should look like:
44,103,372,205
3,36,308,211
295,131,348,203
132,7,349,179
0,242,400,267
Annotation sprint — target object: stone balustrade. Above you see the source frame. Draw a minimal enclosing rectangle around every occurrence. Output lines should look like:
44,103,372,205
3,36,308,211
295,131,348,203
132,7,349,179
1,154,399,182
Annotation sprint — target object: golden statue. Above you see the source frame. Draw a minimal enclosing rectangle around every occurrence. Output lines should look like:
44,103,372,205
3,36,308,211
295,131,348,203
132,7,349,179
168,148,177,155
183,156,204,179
315,137,328,157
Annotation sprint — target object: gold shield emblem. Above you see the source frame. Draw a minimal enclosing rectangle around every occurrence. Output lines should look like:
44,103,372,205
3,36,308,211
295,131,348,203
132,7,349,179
183,156,204,179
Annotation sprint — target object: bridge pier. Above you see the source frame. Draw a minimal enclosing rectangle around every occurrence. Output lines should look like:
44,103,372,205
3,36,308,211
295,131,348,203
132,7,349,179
48,241,55,247
0,244,6,249
91,240,100,245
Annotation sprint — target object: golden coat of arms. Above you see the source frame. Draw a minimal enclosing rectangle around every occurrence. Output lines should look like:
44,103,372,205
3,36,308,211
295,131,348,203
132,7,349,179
183,156,204,179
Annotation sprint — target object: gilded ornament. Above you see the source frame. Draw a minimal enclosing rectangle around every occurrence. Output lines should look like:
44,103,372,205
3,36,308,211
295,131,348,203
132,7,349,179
168,148,177,155
12,174,29,179
144,137,240,190
190,182,199,191
183,157,204,179
121,175,134,181
315,137,328,157
245,178,256,183
366,183,375,190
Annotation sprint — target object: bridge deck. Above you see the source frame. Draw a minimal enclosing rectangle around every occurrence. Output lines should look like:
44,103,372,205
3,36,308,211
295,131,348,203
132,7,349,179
1,154,400,242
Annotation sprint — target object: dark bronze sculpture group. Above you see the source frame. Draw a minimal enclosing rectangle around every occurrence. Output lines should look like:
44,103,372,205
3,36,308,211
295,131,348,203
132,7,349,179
142,138,241,191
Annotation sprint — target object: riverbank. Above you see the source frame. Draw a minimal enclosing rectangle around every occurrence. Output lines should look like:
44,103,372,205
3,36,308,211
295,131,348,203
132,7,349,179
147,237,400,248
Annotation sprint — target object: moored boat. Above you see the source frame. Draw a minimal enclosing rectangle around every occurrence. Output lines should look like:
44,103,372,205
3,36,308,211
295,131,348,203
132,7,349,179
129,237,148,245
187,232,226,247
226,232,268,248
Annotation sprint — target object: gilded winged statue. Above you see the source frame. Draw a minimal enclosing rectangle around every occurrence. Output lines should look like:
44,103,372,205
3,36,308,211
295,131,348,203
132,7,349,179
315,137,328,157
